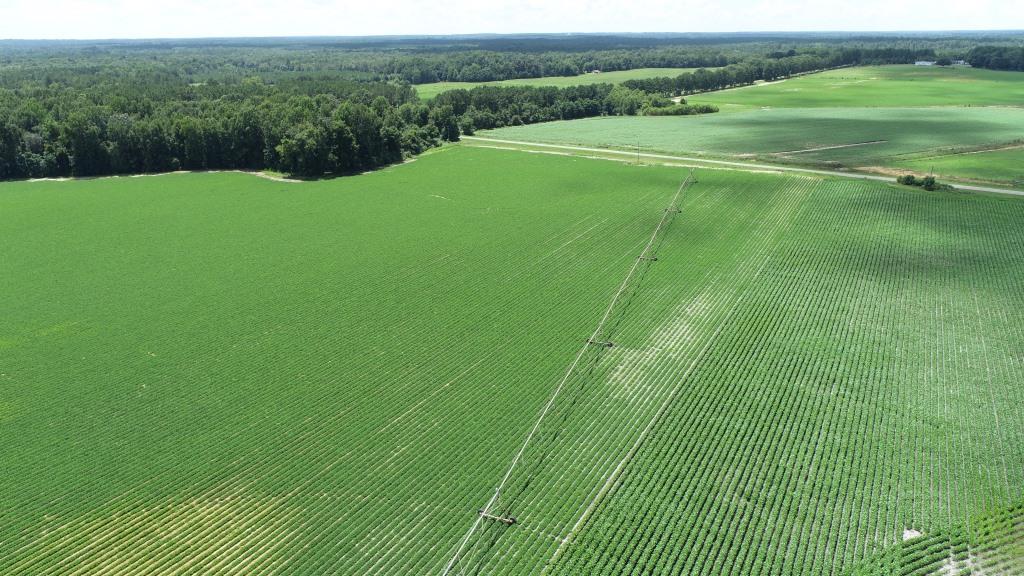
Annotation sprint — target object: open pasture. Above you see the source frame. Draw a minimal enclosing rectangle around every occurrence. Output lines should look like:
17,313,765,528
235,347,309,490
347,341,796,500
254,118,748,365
2,147,1022,575
414,68,700,99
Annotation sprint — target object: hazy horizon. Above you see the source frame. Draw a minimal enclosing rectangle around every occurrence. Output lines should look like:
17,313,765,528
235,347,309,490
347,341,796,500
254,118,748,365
3,30,1024,44
1,0,1021,41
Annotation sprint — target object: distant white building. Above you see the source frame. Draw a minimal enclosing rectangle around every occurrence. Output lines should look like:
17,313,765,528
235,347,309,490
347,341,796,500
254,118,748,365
915,61,936,66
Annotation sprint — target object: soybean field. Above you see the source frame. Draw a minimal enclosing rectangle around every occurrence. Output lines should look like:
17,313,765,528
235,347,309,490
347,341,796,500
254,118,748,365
2,146,1022,575
481,65,1024,188
692,65,1024,109
480,106,1024,165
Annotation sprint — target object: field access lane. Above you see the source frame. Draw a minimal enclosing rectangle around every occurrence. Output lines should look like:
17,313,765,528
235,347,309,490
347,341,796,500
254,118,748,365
462,136,1024,198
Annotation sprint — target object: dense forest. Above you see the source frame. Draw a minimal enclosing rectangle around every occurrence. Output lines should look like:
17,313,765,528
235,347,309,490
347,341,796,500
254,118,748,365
968,46,1024,71
2,33,1017,86
1,34,1022,180
0,78,427,179
0,76,703,180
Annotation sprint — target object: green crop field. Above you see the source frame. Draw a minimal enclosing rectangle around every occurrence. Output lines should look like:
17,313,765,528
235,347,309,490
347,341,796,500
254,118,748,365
847,503,1024,575
480,106,1024,168
481,65,1024,187
691,65,1024,108
1,147,678,575
414,68,700,99
900,146,1024,185
2,146,1022,575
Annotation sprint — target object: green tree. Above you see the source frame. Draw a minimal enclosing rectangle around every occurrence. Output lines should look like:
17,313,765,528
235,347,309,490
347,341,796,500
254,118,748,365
225,107,265,169
276,122,332,176
434,90,472,116
0,119,22,179
337,102,386,169
173,117,207,170
606,85,646,116
398,102,430,127
63,113,109,177
328,115,358,173
429,105,460,142
458,115,476,136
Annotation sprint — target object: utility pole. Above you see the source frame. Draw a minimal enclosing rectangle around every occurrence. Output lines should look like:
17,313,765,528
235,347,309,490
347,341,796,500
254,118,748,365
636,136,641,165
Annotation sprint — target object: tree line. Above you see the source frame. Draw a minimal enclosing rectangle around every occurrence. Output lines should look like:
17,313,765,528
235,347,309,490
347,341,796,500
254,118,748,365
967,46,1024,71
0,73,717,180
0,40,736,87
618,48,940,96
2,35,998,89
376,49,734,84
0,38,1017,181
0,78,441,180
428,84,717,131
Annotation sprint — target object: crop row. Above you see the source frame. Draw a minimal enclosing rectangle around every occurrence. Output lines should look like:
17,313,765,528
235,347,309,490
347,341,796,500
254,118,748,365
3,148,1021,575
448,173,824,574
846,500,1023,575
0,150,682,575
547,178,1024,575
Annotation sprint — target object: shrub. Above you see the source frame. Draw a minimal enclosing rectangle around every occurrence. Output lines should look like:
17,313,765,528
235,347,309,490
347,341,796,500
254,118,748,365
897,173,951,191
642,103,719,116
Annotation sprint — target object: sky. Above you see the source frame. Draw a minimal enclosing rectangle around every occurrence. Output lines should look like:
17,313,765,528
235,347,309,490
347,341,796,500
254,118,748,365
0,0,1020,40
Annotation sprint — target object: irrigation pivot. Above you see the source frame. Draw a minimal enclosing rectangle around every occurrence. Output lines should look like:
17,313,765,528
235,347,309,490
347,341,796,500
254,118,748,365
440,169,696,576
479,510,518,525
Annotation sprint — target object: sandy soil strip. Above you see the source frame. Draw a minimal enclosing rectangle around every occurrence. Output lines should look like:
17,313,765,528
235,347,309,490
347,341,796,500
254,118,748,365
923,142,1024,158
775,140,888,155
22,170,302,184
471,144,784,176
247,171,301,183
462,136,1024,197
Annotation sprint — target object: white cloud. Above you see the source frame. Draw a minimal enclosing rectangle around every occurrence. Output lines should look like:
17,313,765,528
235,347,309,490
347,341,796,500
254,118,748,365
0,0,1019,39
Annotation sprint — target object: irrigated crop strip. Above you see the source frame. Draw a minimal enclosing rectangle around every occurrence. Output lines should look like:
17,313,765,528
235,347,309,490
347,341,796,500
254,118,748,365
442,171,696,575
546,177,1024,576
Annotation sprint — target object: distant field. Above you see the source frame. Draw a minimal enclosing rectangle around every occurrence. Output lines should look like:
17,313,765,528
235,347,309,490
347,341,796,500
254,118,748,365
481,107,1024,169
414,67,698,99
900,146,1024,185
692,65,1024,108
3,147,1022,575
482,64,1024,186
